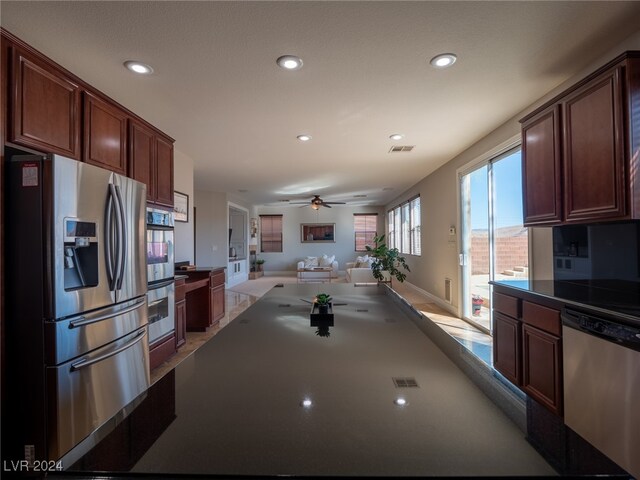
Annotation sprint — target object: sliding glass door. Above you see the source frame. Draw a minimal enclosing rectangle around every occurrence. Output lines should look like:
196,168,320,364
460,148,528,333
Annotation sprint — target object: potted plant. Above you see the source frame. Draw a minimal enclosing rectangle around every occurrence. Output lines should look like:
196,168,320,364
365,234,410,285
255,258,265,272
314,293,332,314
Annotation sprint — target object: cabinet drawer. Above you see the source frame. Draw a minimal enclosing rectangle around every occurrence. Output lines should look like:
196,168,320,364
493,292,520,319
211,271,225,287
522,301,561,336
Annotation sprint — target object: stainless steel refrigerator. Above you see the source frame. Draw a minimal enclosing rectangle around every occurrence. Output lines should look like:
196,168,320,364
4,153,149,464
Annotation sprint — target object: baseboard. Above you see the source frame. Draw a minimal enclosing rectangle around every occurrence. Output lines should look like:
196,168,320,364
402,281,459,317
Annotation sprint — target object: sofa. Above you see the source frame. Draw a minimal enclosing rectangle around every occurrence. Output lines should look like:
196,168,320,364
297,255,339,280
345,254,377,283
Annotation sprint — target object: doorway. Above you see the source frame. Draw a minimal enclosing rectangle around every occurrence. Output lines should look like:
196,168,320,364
460,147,528,333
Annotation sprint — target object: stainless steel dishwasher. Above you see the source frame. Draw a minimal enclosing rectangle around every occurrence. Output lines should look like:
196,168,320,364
562,308,640,479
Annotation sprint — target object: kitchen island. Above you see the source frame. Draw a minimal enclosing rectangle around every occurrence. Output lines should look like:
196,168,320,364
69,283,555,477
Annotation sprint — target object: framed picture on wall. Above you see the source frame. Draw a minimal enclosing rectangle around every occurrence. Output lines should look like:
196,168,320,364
174,191,189,222
301,223,336,243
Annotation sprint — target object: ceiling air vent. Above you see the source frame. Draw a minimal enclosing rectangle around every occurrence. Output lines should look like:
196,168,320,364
389,145,415,153
392,377,419,388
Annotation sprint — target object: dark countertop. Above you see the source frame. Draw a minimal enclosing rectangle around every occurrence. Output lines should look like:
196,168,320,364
491,279,640,326
175,266,226,274
174,274,188,281
68,284,556,477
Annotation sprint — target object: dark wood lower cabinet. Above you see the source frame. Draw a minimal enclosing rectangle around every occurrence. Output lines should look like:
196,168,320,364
492,288,562,417
175,300,186,349
493,311,521,385
149,334,176,371
183,268,226,331
175,277,186,349
522,324,563,416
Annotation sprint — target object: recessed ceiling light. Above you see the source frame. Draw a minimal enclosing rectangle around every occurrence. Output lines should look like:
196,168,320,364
389,134,404,141
301,398,313,407
123,60,154,75
394,398,408,406
277,55,303,70
429,53,457,68
297,134,312,142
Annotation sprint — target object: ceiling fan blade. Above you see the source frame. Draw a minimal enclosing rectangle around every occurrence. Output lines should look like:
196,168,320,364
321,203,332,208
289,202,310,205
324,201,346,205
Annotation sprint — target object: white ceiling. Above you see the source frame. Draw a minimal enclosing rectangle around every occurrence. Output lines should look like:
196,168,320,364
3,1,640,207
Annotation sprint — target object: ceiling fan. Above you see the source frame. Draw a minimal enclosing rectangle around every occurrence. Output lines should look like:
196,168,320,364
290,195,346,210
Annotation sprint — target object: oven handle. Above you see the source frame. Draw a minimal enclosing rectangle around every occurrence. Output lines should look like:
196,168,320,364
148,299,165,308
70,329,146,371
148,278,175,290
68,298,146,329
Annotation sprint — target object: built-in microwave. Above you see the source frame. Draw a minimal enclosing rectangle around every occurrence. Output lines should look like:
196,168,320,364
146,207,175,285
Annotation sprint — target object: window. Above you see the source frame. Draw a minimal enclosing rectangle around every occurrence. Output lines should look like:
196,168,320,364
410,197,421,255
387,195,421,255
259,215,283,253
387,210,396,249
354,214,377,251
401,203,410,254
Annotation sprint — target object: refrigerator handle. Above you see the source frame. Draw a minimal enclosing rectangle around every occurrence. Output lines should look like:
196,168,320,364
113,185,124,290
114,185,127,290
105,185,116,291
68,297,146,329
70,329,147,371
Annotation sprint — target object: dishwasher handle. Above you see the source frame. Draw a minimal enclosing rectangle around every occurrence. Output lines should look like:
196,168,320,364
562,308,640,352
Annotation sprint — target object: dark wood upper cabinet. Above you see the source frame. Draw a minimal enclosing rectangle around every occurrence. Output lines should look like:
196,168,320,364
129,118,174,207
10,45,81,159
520,52,640,226
522,106,562,226
129,119,155,202
154,135,174,207
83,92,128,175
562,67,625,222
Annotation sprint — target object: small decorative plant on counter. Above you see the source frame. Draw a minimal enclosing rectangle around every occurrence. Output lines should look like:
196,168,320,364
365,234,410,285
313,293,333,314
255,258,265,272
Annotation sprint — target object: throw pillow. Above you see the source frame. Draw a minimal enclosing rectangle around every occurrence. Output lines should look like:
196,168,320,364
319,254,335,267
355,255,371,268
304,256,318,268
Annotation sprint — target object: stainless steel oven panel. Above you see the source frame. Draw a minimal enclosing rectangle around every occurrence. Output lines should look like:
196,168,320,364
147,280,175,345
45,296,147,365
146,227,175,284
46,327,150,461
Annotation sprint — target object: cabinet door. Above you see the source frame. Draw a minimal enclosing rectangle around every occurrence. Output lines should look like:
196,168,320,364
83,92,128,174
129,119,155,202
175,300,186,349
11,46,81,158
210,285,225,325
521,106,562,225
563,66,626,222
493,312,522,386
154,135,174,207
522,324,563,416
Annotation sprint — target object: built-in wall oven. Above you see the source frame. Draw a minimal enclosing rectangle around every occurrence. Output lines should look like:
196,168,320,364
147,207,175,284
146,208,175,344
147,279,175,345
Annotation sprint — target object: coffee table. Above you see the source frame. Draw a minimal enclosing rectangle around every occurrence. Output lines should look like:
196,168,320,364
297,267,332,283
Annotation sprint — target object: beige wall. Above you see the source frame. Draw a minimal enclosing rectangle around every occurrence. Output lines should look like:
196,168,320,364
174,149,195,264
386,28,640,313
